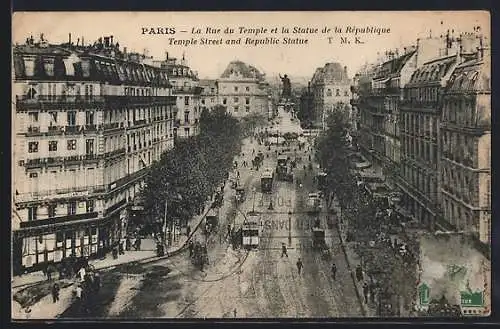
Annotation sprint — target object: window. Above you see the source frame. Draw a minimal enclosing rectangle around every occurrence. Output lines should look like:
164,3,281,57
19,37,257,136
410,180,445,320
234,106,239,112
48,204,56,218
184,96,189,105
184,127,190,136
345,91,349,96
211,87,215,93
246,106,250,113
245,97,250,105
234,86,238,92
245,86,250,92
86,111,94,125
49,111,58,124
28,112,39,123
28,206,37,221
68,201,77,215
234,97,239,103
201,99,205,105
211,97,215,103
326,89,332,96
27,87,37,99
67,139,77,150
184,111,190,123
336,89,340,96
85,139,94,155
28,142,38,153
223,98,227,105
86,200,94,213
67,111,76,126
48,141,58,152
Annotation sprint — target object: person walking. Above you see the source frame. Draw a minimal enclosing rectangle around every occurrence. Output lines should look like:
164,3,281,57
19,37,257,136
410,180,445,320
75,284,83,300
93,273,101,293
331,263,337,280
296,258,303,275
356,264,363,282
363,282,369,304
51,283,60,303
281,243,288,258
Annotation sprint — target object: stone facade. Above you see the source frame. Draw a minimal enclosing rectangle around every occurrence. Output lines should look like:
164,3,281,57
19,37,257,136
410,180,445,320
12,35,177,273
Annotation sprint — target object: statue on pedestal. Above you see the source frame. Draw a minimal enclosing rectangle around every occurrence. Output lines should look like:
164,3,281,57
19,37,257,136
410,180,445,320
279,74,292,100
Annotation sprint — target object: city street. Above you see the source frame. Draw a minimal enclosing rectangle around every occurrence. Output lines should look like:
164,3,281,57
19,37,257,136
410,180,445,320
59,109,364,318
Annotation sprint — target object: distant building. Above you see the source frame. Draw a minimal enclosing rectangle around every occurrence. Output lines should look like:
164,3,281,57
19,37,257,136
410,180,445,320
217,61,271,117
298,82,314,128
440,44,490,246
12,34,176,274
198,79,219,111
309,62,351,128
157,53,203,138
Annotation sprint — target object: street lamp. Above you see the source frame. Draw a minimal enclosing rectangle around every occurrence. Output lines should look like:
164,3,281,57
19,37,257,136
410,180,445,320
251,187,257,214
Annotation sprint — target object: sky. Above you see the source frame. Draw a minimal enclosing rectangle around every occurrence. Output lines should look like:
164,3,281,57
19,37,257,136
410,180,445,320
12,11,489,81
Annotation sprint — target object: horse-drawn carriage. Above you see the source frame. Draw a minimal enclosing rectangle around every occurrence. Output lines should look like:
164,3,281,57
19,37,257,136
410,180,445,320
235,187,246,204
312,227,331,260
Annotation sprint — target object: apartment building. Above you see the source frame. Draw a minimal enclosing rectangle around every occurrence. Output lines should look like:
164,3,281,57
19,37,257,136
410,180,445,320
12,35,176,274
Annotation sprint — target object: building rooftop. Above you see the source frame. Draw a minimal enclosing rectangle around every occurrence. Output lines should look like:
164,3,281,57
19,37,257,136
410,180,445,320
374,50,416,80
220,60,265,80
445,52,490,94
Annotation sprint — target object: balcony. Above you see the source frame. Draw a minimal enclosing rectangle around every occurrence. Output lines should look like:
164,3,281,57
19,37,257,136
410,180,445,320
19,212,99,229
64,125,80,134
104,148,126,158
172,86,204,95
15,185,108,203
16,95,105,111
104,95,177,106
400,99,439,112
47,125,64,136
26,126,42,136
133,119,147,127
84,124,98,132
103,122,120,131
104,199,127,216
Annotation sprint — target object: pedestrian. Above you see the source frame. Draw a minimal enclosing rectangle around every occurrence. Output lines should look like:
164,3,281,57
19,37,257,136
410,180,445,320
188,240,194,257
296,258,303,275
125,236,132,251
331,263,337,280
281,243,288,258
78,266,86,282
227,224,232,238
75,284,83,300
46,263,54,281
93,273,101,293
356,265,363,282
363,283,369,303
51,283,60,303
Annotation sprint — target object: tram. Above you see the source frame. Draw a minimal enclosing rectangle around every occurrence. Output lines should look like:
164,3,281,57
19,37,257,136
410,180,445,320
260,170,273,193
242,213,261,249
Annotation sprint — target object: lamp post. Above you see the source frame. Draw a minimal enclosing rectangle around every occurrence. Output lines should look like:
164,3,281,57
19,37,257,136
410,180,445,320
251,187,257,214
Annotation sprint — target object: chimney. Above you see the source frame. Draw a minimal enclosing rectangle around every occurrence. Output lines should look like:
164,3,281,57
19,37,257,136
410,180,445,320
82,37,84,47
123,47,127,55
69,33,72,45
77,38,80,46
166,51,169,60
104,36,110,47
403,47,407,54
344,66,347,75
110,35,114,45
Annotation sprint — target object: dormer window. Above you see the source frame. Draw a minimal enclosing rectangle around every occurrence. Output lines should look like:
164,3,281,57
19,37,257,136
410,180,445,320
23,56,36,77
26,87,37,99
81,59,91,77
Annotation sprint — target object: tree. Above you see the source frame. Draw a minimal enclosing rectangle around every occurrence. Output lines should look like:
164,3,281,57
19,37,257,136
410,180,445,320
140,106,242,231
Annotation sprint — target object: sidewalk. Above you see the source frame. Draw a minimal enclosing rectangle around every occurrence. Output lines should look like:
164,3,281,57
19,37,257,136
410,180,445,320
12,201,212,291
333,203,377,317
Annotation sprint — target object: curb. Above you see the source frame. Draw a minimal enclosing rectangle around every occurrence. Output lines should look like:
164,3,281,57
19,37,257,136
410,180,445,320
12,202,213,290
335,219,369,317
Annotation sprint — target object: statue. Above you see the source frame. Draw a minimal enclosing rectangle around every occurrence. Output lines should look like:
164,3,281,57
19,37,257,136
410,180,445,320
279,74,292,100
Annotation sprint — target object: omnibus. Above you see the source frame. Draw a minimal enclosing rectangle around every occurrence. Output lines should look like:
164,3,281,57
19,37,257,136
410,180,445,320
242,214,260,249
261,170,273,193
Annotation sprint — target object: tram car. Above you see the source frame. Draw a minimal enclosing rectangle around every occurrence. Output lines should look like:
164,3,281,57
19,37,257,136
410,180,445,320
260,170,274,193
242,213,261,249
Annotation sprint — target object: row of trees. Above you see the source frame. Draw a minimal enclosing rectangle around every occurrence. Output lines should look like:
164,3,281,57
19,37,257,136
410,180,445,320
315,105,417,316
140,105,243,230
